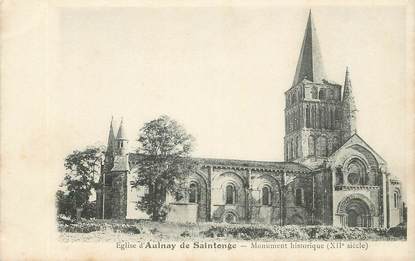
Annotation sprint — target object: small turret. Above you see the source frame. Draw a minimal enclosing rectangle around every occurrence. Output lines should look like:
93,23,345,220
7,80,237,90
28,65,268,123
342,67,357,141
115,118,128,156
106,116,116,156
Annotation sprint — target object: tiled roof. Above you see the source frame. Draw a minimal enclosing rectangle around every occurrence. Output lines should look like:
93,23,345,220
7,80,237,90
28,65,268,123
194,157,310,172
128,153,310,173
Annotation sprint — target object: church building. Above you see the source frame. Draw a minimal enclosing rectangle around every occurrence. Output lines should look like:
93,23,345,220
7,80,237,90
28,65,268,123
96,12,403,228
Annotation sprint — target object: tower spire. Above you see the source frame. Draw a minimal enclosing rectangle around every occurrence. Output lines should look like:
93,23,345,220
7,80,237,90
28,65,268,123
115,117,128,155
116,117,127,140
292,11,326,86
342,67,357,141
106,116,116,155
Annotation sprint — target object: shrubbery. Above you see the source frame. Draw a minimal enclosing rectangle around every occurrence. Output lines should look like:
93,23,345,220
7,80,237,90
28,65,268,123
200,223,405,240
57,219,406,241
58,221,142,234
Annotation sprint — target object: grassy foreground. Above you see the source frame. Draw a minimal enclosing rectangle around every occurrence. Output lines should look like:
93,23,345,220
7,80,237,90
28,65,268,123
58,219,406,242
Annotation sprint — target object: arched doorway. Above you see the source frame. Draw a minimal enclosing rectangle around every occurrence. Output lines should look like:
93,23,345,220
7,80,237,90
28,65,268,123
347,209,359,227
345,198,370,227
337,194,375,227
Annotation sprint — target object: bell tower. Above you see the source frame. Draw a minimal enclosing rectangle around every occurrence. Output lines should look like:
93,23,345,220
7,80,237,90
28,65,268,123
284,11,344,167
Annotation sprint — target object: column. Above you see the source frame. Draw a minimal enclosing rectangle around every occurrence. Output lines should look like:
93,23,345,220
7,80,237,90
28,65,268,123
207,166,213,221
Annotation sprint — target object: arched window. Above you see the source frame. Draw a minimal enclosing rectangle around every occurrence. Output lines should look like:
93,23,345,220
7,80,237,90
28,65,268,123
189,182,198,203
319,89,325,99
308,136,315,156
291,139,295,159
318,107,323,129
311,87,318,99
335,108,341,128
295,188,303,206
346,159,367,185
262,186,272,206
394,191,400,208
294,138,298,158
317,136,327,156
226,184,236,204
306,106,310,128
323,107,328,129
328,89,334,100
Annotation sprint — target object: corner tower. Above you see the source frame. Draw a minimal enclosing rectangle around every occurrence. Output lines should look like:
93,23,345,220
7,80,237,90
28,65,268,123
115,118,128,156
284,12,343,167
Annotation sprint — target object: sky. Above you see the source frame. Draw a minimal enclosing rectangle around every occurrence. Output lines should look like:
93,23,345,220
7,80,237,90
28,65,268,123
55,6,407,184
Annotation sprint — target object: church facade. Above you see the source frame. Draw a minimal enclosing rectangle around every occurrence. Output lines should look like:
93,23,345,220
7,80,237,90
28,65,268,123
96,12,403,228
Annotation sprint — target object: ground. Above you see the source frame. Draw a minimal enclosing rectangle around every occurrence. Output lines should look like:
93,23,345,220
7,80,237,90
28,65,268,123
58,219,406,242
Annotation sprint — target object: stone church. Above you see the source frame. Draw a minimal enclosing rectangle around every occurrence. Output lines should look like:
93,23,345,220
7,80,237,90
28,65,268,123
96,12,403,228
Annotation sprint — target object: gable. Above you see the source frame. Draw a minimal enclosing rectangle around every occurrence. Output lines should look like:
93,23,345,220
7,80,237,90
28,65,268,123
328,134,386,169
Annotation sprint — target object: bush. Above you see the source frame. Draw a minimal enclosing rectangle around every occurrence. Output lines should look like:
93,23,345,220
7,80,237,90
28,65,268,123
199,224,403,241
387,225,406,238
58,222,103,233
111,224,141,234
58,220,141,234
180,231,191,237
201,224,310,240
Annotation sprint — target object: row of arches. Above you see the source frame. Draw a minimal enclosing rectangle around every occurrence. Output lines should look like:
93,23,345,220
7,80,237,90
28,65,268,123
335,158,370,186
308,135,340,157
286,136,302,160
286,135,341,160
287,86,340,106
305,105,341,130
183,172,284,207
286,108,302,132
285,105,342,134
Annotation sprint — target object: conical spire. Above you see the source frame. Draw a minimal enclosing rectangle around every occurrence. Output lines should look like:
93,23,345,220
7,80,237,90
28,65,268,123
106,116,116,154
342,67,357,140
343,67,355,104
116,118,127,140
292,11,326,86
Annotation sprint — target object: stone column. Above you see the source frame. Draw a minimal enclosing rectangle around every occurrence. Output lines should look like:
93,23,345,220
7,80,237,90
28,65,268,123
380,167,389,228
246,169,252,222
207,166,213,221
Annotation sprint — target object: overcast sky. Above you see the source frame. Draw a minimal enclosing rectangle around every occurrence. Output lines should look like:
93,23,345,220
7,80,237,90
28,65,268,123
55,6,407,183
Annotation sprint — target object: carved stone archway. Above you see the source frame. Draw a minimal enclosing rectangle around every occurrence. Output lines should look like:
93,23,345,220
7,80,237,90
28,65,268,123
337,194,377,227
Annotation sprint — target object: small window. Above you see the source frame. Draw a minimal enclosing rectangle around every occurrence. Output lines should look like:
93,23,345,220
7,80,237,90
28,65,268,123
311,87,318,99
394,192,399,208
262,186,271,206
295,188,303,206
226,184,235,204
319,89,326,99
189,183,198,203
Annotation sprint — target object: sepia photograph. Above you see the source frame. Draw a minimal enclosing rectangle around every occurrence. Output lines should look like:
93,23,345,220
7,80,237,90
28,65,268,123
1,1,414,260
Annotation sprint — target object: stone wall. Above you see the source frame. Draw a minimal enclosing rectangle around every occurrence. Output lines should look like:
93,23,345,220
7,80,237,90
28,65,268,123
166,203,198,223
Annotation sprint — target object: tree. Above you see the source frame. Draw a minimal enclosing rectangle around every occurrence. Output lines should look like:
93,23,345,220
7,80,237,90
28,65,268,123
133,115,197,221
57,146,104,219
